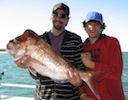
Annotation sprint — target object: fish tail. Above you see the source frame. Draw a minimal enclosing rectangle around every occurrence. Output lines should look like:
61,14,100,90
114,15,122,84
80,71,100,99
92,71,112,82
81,71,112,99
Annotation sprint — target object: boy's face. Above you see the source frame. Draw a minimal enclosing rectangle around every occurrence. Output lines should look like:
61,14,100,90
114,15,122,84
85,21,102,38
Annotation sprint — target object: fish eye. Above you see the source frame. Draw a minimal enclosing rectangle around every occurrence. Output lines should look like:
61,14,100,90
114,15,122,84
15,36,22,44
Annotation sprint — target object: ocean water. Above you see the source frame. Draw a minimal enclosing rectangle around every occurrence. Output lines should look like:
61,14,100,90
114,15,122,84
0,52,128,99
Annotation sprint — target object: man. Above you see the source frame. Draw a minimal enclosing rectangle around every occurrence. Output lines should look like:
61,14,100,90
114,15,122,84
29,3,85,100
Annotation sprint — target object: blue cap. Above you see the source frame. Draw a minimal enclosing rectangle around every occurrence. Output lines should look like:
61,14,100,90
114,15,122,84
86,11,103,25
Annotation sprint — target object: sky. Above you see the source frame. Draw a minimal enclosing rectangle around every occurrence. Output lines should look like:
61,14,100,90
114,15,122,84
0,0,128,51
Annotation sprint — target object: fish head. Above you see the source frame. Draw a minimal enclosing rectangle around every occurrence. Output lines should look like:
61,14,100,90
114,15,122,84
6,35,27,61
6,29,39,61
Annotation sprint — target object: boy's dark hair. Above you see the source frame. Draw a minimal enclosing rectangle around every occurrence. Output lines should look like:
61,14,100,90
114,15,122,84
82,20,106,29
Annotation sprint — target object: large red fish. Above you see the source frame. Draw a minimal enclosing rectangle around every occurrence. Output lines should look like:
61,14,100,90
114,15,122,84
6,29,110,99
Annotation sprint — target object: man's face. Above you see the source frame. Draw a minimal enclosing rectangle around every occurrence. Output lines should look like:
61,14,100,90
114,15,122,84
52,9,69,30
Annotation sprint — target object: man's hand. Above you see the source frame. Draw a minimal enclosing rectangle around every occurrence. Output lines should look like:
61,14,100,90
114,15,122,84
67,68,82,86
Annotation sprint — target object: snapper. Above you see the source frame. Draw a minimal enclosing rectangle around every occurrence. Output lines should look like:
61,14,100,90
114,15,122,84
6,29,110,99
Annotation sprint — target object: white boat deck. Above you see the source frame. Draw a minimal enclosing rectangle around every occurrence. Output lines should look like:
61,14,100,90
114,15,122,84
0,83,35,100
1,95,34,100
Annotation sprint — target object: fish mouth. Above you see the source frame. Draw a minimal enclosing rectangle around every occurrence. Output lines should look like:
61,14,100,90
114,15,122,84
14,55,25,61
6,48,26,61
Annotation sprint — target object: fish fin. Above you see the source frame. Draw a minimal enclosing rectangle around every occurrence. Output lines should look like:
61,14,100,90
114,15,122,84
14,55,29,68
28,67,37,77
